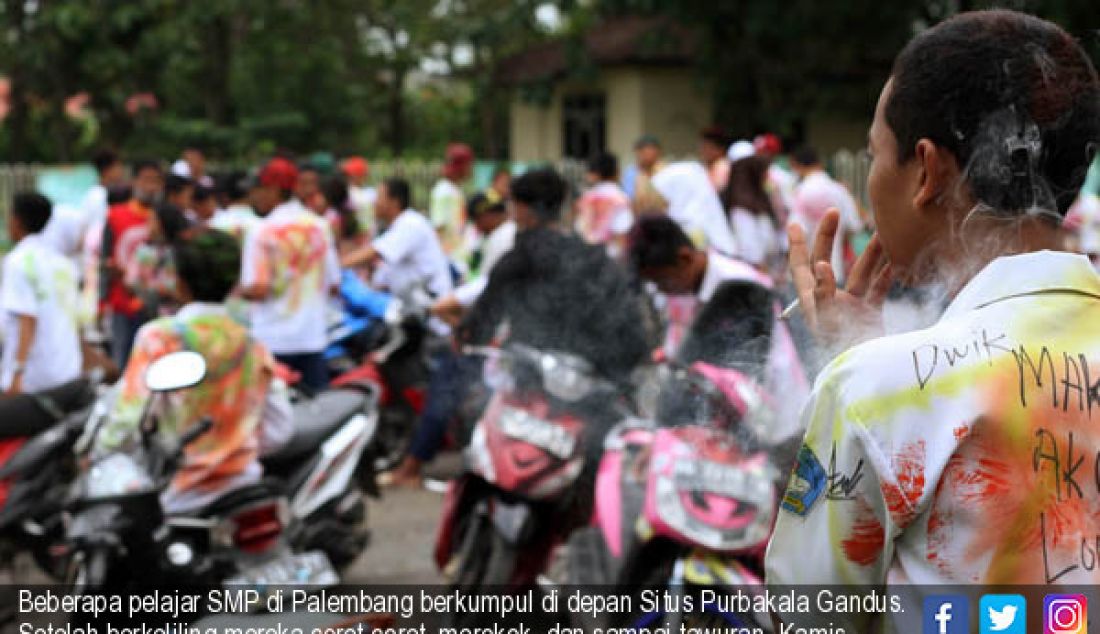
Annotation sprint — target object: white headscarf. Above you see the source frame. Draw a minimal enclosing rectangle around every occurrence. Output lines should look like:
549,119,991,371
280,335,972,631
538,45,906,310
651,161,738,256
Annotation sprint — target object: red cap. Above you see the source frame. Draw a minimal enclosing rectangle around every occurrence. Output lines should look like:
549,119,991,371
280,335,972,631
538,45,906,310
753,133,782,156
445,143,474,166
341,156,369,179
259,157,298,191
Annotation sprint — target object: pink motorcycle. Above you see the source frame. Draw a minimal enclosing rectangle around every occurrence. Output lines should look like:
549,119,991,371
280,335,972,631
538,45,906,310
571,280,795,631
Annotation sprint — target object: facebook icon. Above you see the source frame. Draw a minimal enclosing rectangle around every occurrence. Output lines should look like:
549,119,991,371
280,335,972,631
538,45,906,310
924,596,969,634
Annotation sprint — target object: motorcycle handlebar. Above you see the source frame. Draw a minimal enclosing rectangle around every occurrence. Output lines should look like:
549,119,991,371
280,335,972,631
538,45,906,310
179,418,214,448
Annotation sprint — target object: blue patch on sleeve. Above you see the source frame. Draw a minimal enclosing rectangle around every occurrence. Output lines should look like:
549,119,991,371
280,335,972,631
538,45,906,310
781,444,827,516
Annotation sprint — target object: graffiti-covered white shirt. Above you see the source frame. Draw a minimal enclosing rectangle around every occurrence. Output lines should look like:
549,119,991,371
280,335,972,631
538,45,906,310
766,250,1100,629
1,234,81,392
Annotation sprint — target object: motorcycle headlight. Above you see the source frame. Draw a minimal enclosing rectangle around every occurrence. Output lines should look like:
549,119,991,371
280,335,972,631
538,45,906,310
540,354,596,403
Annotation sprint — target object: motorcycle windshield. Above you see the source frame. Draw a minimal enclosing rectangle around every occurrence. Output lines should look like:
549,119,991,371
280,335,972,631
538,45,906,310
80,453,157,500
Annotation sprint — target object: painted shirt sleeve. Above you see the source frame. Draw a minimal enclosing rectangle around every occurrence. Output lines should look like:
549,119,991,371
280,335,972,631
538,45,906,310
240,225,269,288
1,252,38,317
766,372,896,587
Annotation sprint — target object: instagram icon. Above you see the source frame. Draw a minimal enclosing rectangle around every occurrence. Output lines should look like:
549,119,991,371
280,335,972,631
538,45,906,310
1045,595,1088,634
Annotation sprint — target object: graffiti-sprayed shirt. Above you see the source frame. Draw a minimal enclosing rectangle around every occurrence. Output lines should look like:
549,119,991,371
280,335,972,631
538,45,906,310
575,181,633,257
210,204,261,246
429,178,466,254
0,234,81,392
242,200,340,355
766,251,1100,627
97,302,292,514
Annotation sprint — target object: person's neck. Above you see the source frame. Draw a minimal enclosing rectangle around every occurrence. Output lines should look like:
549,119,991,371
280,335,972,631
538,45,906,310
920,213,1065,298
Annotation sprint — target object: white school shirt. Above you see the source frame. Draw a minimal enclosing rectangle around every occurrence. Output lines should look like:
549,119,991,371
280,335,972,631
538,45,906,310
651,162,739,256
42,203,90,270
371,209,454,301
81,184,108,230
453,220,517,307
210,203,261,245
1,234,82,392
729,206,781,267
790,170,862,279
766,251,1100,632
241,200,340,355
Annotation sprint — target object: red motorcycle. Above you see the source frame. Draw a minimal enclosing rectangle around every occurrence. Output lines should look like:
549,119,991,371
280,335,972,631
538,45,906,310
434,343,635,609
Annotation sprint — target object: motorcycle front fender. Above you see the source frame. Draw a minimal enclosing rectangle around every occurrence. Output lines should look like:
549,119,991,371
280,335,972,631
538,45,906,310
489,497,533,546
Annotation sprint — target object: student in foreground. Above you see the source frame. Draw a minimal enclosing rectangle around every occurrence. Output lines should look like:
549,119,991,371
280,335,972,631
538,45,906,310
765,8,1100,628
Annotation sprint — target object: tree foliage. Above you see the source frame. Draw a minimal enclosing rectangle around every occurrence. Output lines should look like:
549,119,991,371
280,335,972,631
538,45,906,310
0,0,555,162
591,0,1099,138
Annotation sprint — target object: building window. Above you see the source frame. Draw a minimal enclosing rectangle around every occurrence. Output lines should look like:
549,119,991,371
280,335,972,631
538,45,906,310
562,94,606,159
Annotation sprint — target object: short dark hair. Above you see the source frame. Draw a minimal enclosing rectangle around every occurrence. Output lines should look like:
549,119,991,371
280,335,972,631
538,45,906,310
324,175,359,240
173,229,240,302
107,185,132,205
12,192,52,234
700,126,728,147
886,9,1100,216
154,203,191,244
382,177,411,210
511,168,567,222
791,146,820,167
634,135,661,150
588,153,618,181
628,214,694,271
132,159,163,177
193,184,215,204
217,170,248,202
165,173,193,197
92,149,120,175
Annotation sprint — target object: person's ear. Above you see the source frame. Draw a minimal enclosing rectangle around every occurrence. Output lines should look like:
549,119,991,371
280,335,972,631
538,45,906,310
912,139,959,211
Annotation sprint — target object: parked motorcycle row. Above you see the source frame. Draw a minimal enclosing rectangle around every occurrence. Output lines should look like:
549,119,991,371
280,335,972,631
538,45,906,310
0,273,430,600
0,276,795,632
436,279,799,632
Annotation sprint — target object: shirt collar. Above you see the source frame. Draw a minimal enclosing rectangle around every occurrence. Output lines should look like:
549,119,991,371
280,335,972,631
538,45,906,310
14,233,45,251
268,199,307,220
940,250,1100,321
698,250,772,301
175,302,228,321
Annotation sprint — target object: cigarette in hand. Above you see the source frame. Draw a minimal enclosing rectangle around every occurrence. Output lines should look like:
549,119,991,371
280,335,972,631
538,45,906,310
780,298,800,321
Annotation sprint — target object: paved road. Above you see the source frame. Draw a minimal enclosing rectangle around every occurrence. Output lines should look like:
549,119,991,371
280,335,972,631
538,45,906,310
342,452,461,584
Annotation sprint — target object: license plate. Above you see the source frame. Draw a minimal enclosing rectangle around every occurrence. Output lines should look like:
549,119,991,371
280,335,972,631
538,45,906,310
225,550,339,588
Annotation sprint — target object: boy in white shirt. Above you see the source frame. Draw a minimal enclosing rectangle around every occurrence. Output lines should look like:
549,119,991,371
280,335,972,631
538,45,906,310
2,193,82,394
342,178,453,302
240,157,340,390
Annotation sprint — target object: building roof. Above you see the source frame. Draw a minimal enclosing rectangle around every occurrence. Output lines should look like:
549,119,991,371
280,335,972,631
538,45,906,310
496,15,696,84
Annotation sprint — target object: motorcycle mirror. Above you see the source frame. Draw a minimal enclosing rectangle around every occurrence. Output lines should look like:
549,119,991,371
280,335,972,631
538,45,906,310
144,351,207,392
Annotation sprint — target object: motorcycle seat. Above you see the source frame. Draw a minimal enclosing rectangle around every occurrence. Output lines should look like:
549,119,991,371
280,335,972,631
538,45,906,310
198,479,286,518
0,377,93,438
265,389,367,462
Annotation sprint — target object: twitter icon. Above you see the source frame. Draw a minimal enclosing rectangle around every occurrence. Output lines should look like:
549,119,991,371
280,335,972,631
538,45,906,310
981,594,1026,634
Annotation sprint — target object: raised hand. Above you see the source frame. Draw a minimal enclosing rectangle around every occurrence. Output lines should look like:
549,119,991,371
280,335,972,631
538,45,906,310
787,209,893,353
